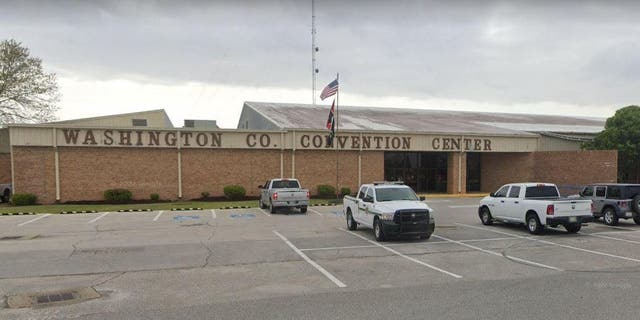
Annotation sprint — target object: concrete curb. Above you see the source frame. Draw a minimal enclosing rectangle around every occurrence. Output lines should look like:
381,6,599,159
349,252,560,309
220,206,252,210
60,210,97,214
171,208,204,211
117,209,152,212
1,212,36,216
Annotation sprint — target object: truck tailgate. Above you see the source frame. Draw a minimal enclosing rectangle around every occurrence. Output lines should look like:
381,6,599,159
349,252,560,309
553,200,591,216
275,189,308,201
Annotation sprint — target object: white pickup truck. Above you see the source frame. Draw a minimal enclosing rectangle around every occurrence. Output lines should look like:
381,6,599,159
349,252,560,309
343,182,435,241
258,178,310,214
479,183,593,234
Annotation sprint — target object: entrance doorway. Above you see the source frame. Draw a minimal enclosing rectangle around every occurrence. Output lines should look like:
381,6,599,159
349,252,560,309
384,152,448,193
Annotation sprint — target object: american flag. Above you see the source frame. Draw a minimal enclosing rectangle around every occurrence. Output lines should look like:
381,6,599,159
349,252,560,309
326,99,336,144
320,79,339,100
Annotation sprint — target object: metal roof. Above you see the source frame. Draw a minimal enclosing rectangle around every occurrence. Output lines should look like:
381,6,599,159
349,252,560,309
243,102,605,136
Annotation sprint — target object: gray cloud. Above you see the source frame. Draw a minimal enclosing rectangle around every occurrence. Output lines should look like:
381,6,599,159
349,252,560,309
1,0,639,110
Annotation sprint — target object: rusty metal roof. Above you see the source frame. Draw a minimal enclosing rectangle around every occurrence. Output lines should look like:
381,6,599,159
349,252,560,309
243,102,605,136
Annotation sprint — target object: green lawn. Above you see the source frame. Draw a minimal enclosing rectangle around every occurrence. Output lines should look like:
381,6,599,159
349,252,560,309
0,199,339,214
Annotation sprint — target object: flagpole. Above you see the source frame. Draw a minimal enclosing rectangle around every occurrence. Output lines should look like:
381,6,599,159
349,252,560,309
335,73,340,200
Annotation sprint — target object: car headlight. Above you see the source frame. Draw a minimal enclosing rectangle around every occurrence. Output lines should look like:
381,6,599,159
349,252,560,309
379,212,395,221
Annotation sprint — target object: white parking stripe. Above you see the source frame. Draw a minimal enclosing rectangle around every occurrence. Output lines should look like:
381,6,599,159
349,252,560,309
88,212,109,224
153,210,164,221
259,208,272,217
339,228,463,279
17,214,51,227
301,245,379,252
457,223,640,263
432,234,562,271
308,208,323,216
273,230,346,288
580,232,640,245
211,209,217,219
448,205,479,208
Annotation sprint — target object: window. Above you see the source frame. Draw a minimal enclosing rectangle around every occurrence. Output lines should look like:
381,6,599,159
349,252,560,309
494,186,509,198
365,187,375,200
595,186,606,197
582,186,593,197
375,187,419,202
358,187,366,200
271,180,300,189
132,119,148,127
508,186,521,198
525,186,559,198
606,186,621,199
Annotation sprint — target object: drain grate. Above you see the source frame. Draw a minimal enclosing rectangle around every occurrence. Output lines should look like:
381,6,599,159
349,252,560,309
6,287,101,308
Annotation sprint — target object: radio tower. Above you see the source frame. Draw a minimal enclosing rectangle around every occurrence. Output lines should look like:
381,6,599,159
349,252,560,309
311,0,318,106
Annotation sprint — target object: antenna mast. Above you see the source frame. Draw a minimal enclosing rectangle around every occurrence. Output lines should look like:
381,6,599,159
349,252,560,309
311,0,317,106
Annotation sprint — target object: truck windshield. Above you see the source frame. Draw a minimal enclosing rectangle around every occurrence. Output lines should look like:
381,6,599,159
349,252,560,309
525,186,559,198
375,187,419,202
271,180,300,188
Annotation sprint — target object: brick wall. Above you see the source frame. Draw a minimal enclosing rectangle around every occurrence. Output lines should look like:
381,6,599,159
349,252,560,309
59,147,179,201
533,150,617,195
480,153,535,193
181,149,281,199
0,153,11,184
480,150,617,195
13,147,56,204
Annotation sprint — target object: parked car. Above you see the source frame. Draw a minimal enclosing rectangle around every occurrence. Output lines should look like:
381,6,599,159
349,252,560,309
579,184,640,225
343,181,434,241
258,178,309,214
479,183,593,234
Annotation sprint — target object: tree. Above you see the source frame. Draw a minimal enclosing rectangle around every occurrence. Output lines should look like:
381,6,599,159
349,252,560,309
584,105,640,183
0,39,59,124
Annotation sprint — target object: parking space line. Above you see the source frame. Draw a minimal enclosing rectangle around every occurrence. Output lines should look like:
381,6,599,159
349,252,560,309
301,245,379,252
211,209,217,219
88,212,110,224
457,223,640,263
460,237,517,243
308,208,323,216
259,209,272,217
432,235,562,271
152,210,164,221
580,232,640,245
448,205,479,208
339,228,463,279
273,230,346,288
604,225,639,231
17,214,51,227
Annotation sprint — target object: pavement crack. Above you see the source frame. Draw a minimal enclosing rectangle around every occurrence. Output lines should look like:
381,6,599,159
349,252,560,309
200,241,214,268
92,271,126,288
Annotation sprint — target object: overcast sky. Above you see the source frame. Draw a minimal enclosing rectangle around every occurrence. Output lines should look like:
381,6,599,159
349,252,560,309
1,0,638,128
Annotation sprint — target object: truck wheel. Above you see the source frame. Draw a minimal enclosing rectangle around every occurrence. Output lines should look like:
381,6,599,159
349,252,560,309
479,207,493,225
300,206,307,214
269,201,276,214
602,208,618,226
373,219,386,242
419,234,431,240
565,223,581,233
633,213,640,225
632,195,640,214
346,211,357,230
526,213,544,235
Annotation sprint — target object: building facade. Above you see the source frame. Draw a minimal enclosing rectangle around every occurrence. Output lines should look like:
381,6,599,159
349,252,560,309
0,103,617,204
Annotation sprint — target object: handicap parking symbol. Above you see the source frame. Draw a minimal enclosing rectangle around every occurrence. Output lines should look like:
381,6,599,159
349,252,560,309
229,213,256,219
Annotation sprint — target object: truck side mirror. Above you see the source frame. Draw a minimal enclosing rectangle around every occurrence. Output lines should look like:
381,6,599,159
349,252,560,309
364,196,373,203
258,185,263,189
419,196,426,201
489,192,495,197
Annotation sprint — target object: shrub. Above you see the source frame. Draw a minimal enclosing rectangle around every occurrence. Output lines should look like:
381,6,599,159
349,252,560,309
11,193,37,206
340,187,352,197
201,192,210,199
150,193,160,201
104,189,133,203
223,185,246,200
317,184,336,198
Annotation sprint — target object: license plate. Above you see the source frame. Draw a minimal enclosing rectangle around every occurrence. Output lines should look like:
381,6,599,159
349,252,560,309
626,212,633,218
569,217,577,223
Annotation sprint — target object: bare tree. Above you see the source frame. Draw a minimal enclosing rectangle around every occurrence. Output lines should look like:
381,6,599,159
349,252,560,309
0,39,59,124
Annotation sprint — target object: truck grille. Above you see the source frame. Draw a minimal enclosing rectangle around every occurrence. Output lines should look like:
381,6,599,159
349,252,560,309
393,210,429,224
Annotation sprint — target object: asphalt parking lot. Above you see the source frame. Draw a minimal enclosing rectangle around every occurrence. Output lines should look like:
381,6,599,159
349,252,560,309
1,198,640,319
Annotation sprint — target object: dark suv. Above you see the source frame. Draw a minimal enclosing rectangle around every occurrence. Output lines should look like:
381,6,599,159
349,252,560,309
580,184,640,226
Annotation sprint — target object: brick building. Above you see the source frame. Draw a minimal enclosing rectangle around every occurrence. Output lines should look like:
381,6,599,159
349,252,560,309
0,103,617,204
